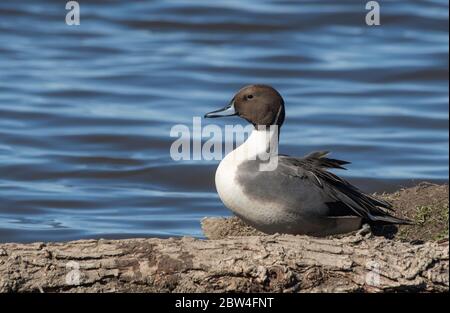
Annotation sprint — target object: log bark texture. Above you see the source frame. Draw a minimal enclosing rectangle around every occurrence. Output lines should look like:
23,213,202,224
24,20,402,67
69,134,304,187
0,232,448,292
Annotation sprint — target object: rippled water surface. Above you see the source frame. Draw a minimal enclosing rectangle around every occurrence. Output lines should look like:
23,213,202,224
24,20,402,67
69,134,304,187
0,0,448,242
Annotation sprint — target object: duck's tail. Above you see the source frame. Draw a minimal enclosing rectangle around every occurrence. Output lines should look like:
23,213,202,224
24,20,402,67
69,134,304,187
366,212,413,225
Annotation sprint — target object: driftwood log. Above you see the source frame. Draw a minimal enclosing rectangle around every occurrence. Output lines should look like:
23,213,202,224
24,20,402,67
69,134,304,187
0,229,448,292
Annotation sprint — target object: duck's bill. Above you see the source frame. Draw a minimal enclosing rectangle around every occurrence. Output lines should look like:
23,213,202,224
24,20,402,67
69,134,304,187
204,101,237,118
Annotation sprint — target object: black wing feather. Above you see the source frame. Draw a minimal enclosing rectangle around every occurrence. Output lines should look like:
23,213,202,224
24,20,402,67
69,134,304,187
279,151,411,225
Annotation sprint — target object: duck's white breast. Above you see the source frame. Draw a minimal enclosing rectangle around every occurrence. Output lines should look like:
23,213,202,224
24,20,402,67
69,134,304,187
214,149,282,226
214,151,245,212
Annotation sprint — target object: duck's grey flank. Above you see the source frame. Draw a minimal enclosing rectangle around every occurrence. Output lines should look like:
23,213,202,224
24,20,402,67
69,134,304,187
235,152,407,236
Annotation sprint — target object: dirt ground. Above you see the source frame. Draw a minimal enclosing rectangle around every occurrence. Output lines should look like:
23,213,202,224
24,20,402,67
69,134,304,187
377,182,449,242
202,182,449,242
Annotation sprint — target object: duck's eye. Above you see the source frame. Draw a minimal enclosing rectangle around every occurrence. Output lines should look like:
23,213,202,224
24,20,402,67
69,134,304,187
247,94,253,100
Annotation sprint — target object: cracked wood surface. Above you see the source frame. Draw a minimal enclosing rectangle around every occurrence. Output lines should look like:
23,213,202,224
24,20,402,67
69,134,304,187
0,233,448,293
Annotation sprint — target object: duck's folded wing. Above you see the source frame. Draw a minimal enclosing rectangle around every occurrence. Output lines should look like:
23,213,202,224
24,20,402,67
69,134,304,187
278,152,411,224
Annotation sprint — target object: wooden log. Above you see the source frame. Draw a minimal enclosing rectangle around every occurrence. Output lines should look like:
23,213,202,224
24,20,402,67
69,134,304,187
0,231,448,292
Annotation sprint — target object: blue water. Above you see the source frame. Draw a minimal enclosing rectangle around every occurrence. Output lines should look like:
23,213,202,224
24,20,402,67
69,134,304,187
0,0,448,242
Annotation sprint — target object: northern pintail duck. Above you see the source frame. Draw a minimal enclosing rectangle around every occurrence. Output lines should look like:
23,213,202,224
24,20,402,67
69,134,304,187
204,84,410,236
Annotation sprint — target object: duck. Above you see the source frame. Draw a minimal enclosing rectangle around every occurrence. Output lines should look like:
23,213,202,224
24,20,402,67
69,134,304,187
204,84,410,236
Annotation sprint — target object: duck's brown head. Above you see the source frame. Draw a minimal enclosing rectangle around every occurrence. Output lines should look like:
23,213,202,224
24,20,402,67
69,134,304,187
205,84,285,128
